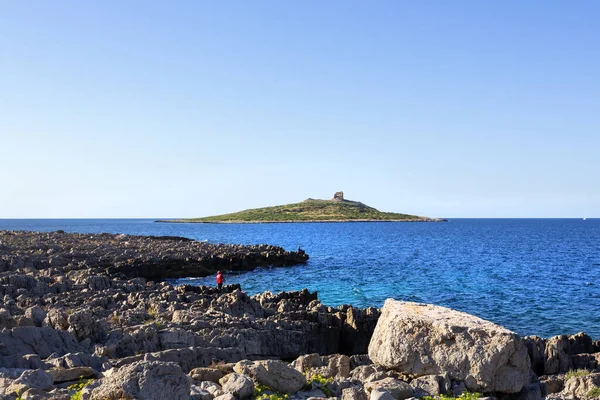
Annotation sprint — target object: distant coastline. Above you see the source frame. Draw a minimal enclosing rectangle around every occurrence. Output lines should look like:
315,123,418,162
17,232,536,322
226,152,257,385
161,191,446,224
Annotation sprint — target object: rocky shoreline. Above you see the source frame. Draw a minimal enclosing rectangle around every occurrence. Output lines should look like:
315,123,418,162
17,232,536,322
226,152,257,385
0,230,599,400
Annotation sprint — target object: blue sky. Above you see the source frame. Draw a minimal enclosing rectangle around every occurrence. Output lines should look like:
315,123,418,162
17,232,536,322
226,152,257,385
1,1,598,218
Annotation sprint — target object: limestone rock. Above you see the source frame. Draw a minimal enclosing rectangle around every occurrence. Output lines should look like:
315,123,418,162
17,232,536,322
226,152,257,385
67,311,108,343
411,374,451,397
560,372,600,399
199,381,224,397
523,336,546,376
368,300,530,394
190,385,214,400
234,360,305,394
214,394,236,400
90,361,190,400
43,309,69,331
24,306,46,328
190,367,223,383
0,327,81,360
364,378,413,400
342,387,368,400
219,373,254,399
349,365,387,383
369,388,396,400
47,366,98,383
323,354,350,379
293,354,322,372
13,369,54,391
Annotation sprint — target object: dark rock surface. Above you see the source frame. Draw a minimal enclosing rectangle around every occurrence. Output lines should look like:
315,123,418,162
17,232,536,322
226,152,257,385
0,230,308,281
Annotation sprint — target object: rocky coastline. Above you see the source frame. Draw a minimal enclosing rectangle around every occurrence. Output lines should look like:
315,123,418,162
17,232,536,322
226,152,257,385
0,230,599,400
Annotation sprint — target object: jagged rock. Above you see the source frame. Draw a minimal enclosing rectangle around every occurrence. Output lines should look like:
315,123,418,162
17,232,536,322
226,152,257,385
21,387,66,399
342,307,380,355
214,394,236,400
524,336,546,376
234,360,306,394
539,374,565,394
559,372,600,399
364,378,413,400
572,353,600,370
568,332,594,355
411,374,452,397
144,346,245,373
349,355,372,370
24,307,46,328
219,373,254,399
544,335,572,374
350,365,388,383
323,355,350,378
369,388,396,400
90,361,190,400
293,354,323,372
342,387,368,400
47,366,98,383
507,383,545,400
199,381,224,397
0,327,81,360
0,308,15,329
44,352,103,371
67,311,108,343
190,367,223,383
11,369,54,391
43,309,69,331
190,385,214,400
368,300,530,394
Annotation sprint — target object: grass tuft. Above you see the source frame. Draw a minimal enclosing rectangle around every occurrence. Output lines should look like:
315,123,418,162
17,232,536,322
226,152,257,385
565,369,591,380
587,386,600,398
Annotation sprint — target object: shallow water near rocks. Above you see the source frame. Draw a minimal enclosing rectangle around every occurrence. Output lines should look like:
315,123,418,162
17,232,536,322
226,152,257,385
1,218,599,339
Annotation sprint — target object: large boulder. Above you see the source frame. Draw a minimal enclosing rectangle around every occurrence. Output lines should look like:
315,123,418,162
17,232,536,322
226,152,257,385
234,360,305,394
90,361,190,400
368,300,530,394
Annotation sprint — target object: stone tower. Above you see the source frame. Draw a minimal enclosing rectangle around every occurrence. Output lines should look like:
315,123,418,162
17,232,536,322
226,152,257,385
333,191,344,201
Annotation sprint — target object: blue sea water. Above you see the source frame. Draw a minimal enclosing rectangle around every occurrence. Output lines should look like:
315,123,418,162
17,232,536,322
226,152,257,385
0,218,599,339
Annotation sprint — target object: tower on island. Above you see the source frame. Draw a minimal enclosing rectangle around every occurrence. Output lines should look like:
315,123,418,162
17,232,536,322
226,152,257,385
332,191,344,201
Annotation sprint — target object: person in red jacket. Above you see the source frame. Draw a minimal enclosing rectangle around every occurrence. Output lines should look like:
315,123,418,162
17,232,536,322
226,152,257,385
216,271,225,292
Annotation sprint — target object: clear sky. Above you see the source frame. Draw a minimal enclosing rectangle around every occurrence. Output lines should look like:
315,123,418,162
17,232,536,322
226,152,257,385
1,1,598,218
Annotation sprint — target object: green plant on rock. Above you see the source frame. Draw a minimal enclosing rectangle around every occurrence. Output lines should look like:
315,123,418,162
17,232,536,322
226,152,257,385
587,386,600,398
304,371,334,397
253,383,289,400
566,369,591,380
147,305,159,318
422,392,482,400
68,378,93,400
153,320,165,330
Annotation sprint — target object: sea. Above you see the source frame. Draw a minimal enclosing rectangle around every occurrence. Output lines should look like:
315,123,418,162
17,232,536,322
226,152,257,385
0,218,598,339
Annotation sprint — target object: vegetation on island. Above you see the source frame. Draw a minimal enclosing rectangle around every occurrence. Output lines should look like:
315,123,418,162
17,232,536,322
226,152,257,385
166,192,443,223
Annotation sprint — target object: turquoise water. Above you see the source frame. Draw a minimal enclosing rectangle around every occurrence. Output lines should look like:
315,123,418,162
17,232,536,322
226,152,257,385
1,218,599,339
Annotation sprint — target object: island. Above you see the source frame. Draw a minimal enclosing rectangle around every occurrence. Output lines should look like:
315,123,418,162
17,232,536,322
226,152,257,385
159,191,446,223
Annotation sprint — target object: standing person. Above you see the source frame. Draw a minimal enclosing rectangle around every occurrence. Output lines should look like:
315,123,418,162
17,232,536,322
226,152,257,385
216,271,225,292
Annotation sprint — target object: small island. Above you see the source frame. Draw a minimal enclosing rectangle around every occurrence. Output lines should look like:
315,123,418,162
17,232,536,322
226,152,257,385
160,192,446,223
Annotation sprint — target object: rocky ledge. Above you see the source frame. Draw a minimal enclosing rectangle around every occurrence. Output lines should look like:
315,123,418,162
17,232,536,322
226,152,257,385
0,230,308,280
0,230,599,400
